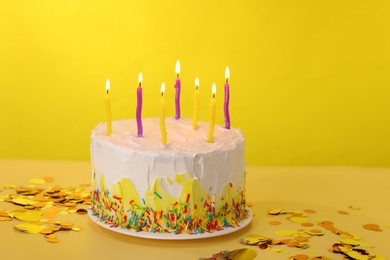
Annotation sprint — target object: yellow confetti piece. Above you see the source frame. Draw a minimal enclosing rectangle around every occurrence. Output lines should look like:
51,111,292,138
241,235,271,245
4,184,16,189
14,223,46,234
29,178,46,184
12,198,35,206
349,205,361,210
13,210,43,222
351,234,362,240
271,248,284,253
67,209,77,214
305,229,325,236
290,216,309,223
346,251,370,260
0,216,13,221
340,237,361,246
275,230,297,237
71,226,84,232
268,209,282,215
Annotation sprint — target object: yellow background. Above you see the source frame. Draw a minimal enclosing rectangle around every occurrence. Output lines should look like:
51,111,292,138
1,1,390,166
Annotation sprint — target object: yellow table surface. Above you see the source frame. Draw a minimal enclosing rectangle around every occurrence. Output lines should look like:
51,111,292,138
0,159,389,259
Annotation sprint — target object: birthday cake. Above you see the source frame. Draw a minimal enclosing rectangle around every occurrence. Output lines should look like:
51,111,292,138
90,117,248,235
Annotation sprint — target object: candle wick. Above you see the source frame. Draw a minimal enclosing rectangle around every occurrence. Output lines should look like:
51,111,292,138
177,74,179,78
139,82,142,87
106,89,109,95
226,79,229,84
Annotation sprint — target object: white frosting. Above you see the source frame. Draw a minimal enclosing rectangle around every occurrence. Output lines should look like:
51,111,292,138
91,117,245,198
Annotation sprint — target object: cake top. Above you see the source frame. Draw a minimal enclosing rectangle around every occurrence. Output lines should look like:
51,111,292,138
91,117,244,155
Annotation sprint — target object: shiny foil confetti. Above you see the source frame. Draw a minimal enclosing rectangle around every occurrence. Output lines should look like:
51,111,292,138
251,207,388,259
199,248,256,260
0,177,91,243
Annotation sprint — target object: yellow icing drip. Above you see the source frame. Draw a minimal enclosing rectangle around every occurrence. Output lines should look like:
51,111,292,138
145,178,177,211
175,173,208,216
118,178,142,213
99,175,106,194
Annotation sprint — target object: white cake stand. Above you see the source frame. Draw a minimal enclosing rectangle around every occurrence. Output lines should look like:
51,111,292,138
88,208,252,240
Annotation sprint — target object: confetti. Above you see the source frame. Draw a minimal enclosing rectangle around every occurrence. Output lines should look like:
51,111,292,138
43,177,55,183
14,223,46,234
11,198,35,206
0,216,13,222
3,184,16,189
46,237,60,243
331,243,385,259
0,178,90,244
275,230,297,237
290,216,309,224
29,178,46,184
363,224,383,232
13,210,43,222
349,205,361,210
76,208,88,215
289,254,309,260
337,210,349,215
240,235,272,246
263,207,387,259
71,226,84,232
269,220,281,225
199,248,256,260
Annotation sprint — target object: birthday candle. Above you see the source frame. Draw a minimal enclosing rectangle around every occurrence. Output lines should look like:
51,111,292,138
224,66,230,129
192,77,200,129
160,82,167,145
207,83,217,143
174,60,181,120
136,72,143,137
105,79,112,135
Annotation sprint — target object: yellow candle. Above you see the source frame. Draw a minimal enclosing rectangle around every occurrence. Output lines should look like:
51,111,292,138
160,82,167,145
192,77,200,129
207,83,217,143
105,79,112,135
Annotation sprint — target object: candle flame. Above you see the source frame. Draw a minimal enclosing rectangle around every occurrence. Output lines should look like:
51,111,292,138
225,66,230,81
161,82,166,96
105,79,110,93
212,83,216,98
195,77,199,89
175,60,180,75
138,72,143,85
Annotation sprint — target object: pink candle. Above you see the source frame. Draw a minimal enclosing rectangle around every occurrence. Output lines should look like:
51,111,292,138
175,60,181,120
136,72,143,137
224,67,230,129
